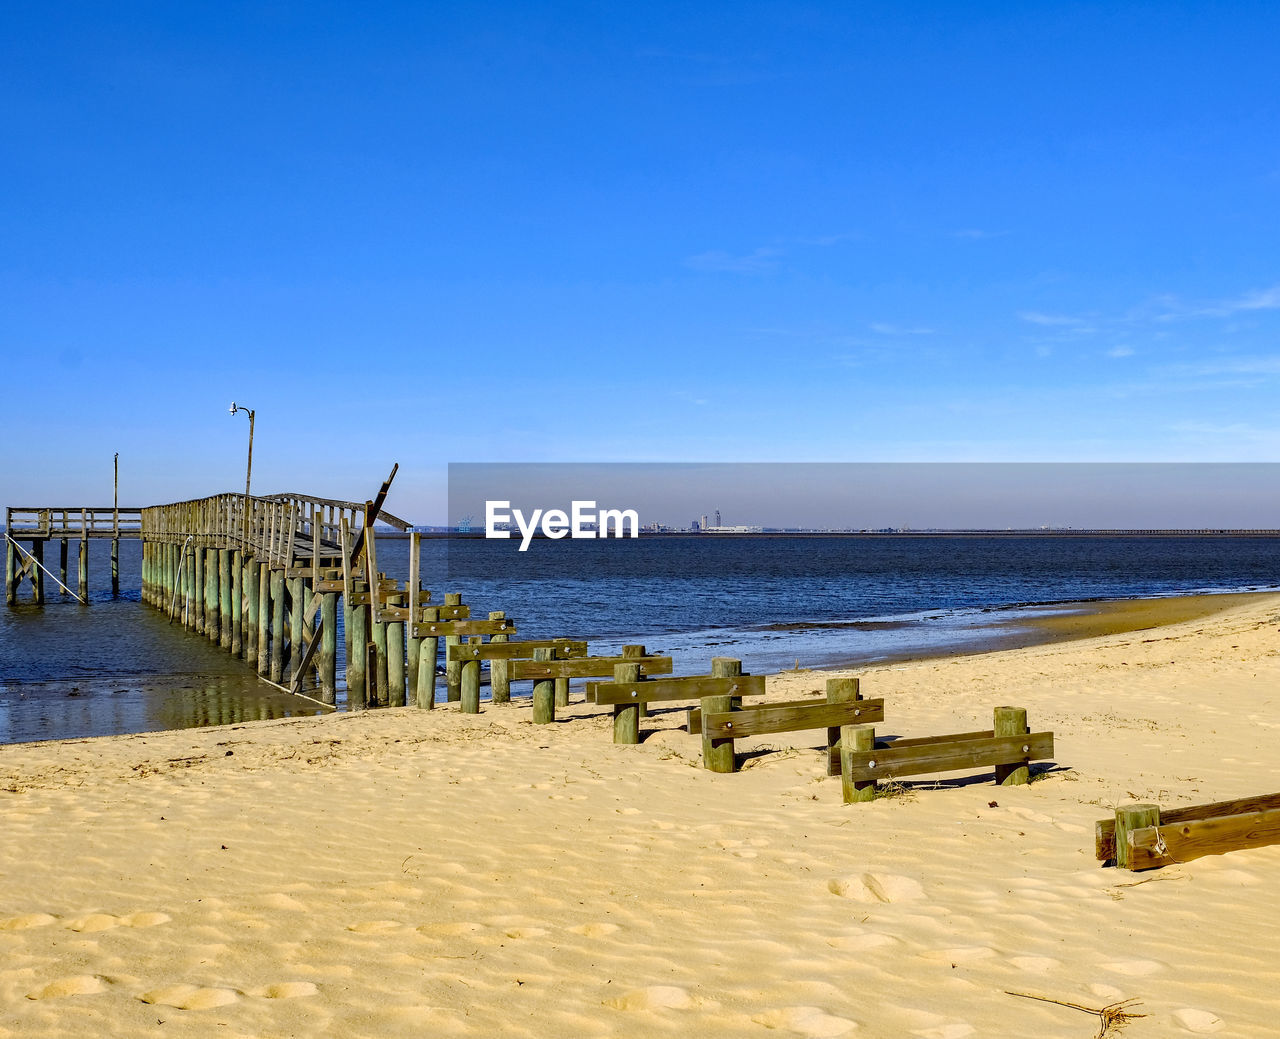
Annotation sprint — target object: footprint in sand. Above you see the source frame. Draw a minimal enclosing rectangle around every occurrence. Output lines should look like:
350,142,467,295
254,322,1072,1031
250,982,319,999
346,920,406,934
0,913,57,930
121,912,171,928
1007,956,1061,974
569,922,620,938
827,873,924,904
607,985,702,1011
26,975,108,1000
65,913,120,932
1173,1008,1225,1033
140,984,239,1010
751,1006,858,1036
1099,959,1166,977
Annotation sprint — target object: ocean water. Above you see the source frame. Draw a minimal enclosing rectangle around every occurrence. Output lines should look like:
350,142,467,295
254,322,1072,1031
2,535,1277,745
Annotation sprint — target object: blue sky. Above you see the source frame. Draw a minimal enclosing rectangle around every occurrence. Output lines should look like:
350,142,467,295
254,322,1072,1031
3,2,1278,523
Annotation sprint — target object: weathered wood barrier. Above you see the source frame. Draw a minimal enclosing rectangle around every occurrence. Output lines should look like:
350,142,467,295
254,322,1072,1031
592,672,767,744
445,639,589,712
510,649,673,724
1097,792,1280,871
838,707,1053,803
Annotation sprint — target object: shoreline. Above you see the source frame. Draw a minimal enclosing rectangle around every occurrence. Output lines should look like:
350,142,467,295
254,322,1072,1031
1,592,1279,1035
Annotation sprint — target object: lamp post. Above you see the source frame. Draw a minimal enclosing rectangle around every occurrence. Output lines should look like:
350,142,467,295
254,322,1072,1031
230,402,255,541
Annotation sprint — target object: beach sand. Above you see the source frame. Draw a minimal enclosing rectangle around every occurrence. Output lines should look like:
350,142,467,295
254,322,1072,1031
2,593,1279,1037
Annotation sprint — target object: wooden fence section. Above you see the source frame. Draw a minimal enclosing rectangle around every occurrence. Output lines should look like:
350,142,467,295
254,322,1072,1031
839,707,1053,803
6,506,143,538
1099,792,1280,871
701,696,885,773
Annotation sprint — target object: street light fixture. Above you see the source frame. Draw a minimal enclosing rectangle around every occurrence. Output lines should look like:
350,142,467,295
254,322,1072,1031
229,401,255,500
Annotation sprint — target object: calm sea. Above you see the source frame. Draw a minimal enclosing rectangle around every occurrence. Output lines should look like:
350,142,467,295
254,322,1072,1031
2,535,1277,745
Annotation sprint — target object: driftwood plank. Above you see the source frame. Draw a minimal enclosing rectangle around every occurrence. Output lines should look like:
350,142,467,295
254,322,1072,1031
703,699,886,740
510,655,673,680
592,674,766,705
1096,790,1280,861
1126,807,1280,871
446,639,588,661
844,732,1054,783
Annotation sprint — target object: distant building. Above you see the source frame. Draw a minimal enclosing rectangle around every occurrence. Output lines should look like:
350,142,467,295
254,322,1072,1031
714,509,721,526
701,514,709,531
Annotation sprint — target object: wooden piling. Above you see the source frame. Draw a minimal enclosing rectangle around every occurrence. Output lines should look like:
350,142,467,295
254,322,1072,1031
993,706,1030,786
415,606,438,709
487,611,511,703
270,569,285,683
204,548,219,643
31,540,44,604
184,545,195,628
193,545,205,634
841,724,877,803
348,600,369,709
1114,804,1161,870
111,537,119,596
386,593,406,707
4,538,15,605
288,576,305,678
461,636,482,713
319,592,338,705
59,539,69,594
373,591,390,706
532,647,555,724
826,676,861,776
256,561,270,676
245,558,259,665
444,593,462,702
219,550,234,650
230,550,243,656
612,661,642,744
701,690,737,773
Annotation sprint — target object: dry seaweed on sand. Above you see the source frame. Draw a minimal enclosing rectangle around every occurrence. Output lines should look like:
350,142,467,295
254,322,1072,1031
1005,991,1146,1038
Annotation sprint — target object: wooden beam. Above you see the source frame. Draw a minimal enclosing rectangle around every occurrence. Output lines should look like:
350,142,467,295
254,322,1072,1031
703,699,885,740
446,639,587,661
592,674,765,705
510,655,673,680
1125,807,1280,871
1097,790,1280,862
843,732,1054,783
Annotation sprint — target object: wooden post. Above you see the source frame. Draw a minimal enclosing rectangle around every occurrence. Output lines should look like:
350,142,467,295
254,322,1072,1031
416,606,438,709
461,636,482,713
348,599,369,709
204,548,219,643
4,537,14,605
111,537,119,596
193,544,205,634
183,545,195,628
826,676,861,776
319,591,338,705
1115,804,1161,871
612,661,642,744
219,549,233,650
701,690,736,773
386,593,406,707
288,576,305,678
489,611,510,704
31,540,44,604
230,549,243,656
532,647,555,724
245,558,260,666
270,569,286,683
993,706,1030,786
372,589,390,706
444,592,462,702
78,536,87,601
406,538,421,705
841,724,877,803
59,539,69,595
256,561,270,676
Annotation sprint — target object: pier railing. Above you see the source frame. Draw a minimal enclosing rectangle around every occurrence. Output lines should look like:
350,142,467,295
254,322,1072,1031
138,491,411,569
5,506,143,538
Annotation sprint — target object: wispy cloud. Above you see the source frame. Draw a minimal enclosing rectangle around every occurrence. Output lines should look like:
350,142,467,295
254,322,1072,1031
684,247,782,274
1018,310,1094,329
1107,345,1135,358
869,322,934,336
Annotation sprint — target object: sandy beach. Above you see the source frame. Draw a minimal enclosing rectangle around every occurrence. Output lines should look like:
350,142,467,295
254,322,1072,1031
2,592,1279,1038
